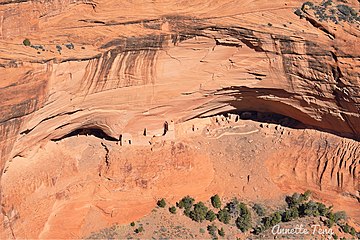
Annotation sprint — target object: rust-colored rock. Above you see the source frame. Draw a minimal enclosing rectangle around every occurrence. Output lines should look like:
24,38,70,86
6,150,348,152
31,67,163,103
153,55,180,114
0,0,359,238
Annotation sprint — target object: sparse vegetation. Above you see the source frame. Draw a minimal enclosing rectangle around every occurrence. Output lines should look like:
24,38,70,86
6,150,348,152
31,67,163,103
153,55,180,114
56,45,62,54
253,203,266,216
252,190,357,237
211,194,221,209
190,202,208,222
206,210,217,222
134,226,144,234
157,198,166,208
217,208,231,224
235,202,252,232
169,206,177,214
218,227,225,237
282,207,299,222
207,224,218,238
65,43,74,49
177,196,195,210
23,38,31,46
295,1,359,24
87,190,359,239
225,198,241,218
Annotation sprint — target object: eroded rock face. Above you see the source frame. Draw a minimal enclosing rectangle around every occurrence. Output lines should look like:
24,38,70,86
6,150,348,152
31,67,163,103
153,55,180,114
0,0,359,238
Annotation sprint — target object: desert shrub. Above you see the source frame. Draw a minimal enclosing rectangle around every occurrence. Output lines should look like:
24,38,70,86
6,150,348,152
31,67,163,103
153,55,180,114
317,202,330,216
184,208,191,217
236,203,252,232
157,198,166,208
206,210,217,222
341,223,350,233
169,206,176,214
23,38,31,46
130,222,135,227
207,224,218,238
236,215,252,232
252,225,265,235
300,201,320,217
225,198,241,218
177,196,195,210
199,228,205,234
301,1,314,11
337,4,356,17
324,218,335,228
65,43,74,49
217,208,231,224
190,202,208,222
334,211,347,222
239,202,250,216
211,194,221,209
302,190,311,201
294,8,303,17
134,226,144,233
56,45,62,52
263,211,282,229
272,212,282,225
350,226,356,236
218,227,225,237
253,203,266,216
285,191,310,208
285,193,301,208
282,207,299,222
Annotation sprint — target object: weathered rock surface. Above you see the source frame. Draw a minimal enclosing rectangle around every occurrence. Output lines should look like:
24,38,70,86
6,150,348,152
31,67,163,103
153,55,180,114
0,0,359,238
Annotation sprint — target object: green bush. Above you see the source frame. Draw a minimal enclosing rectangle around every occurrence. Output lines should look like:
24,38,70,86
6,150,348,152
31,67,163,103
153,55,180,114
282,207,299,222
206,210,217,222
199,228,205,234
334,211,347,222
341,223,350,233
263,211,281,229
211,194,221,209
253,225,264,235
177,196,195,210
23,38,31,46
350,226,356,236
235,203,252,232
130,222,135,227
184,208,191,217
218,227,225,237
236,215,252,232
190,202,208,222
157,198,166,208
207,224,217,238
325,218,335,228
285,191,310,208
226,198,241,217
217,208,231,224
253,203,266,216
134,226,144,233
169,206,176,214
317,202,330,216
300,201,320,217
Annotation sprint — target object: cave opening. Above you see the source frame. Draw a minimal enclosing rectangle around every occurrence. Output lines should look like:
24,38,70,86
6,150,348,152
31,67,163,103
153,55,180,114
214,109,358,141
225,110,306,129
52,127,119,142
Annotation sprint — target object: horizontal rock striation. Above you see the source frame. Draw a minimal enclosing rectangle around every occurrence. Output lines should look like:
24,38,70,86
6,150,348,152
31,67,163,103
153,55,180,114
0,0,359,238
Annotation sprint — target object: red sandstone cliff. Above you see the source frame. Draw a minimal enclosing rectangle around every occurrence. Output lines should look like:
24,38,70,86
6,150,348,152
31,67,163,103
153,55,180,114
0,0,359,238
